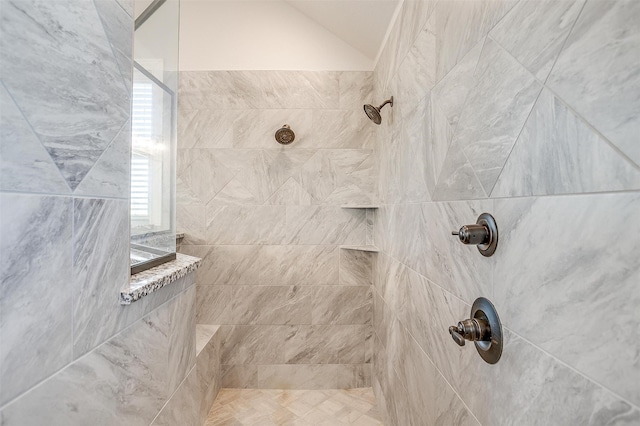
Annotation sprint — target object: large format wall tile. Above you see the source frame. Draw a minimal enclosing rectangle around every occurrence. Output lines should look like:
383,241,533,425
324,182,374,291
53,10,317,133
72,198,130,357
196,285,314,325
453,37,542,195
180,71,340,110
94,0,133,93
547,0,640,166
206,205,288,244
339,72,373,111
0,0,130,189
0,194,73,406
455,329,640,426
435,0,517,81
494,193,640,406
490,0,586,81
74,121,131,199
151,367,199,426
493,89,640,197
167,286,196,395
0,84,69,194
372,0,640,423
1,302,172,426
286,206,367,245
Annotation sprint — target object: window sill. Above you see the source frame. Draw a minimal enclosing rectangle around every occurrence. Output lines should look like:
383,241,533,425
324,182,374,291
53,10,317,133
121,253,201,305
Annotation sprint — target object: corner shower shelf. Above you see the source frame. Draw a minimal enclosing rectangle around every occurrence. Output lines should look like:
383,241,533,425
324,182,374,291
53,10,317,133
340,245,380,253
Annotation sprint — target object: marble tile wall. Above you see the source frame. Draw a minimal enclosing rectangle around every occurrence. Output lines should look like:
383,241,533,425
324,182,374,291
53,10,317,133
177,70,376,389
372,0,640,425
0,1,198,425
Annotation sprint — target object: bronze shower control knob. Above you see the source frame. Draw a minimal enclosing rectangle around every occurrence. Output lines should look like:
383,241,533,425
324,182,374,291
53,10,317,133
451,213,498,257
448,297,503,364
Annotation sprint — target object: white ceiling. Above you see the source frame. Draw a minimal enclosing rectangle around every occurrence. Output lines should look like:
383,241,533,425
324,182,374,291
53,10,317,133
178,0,400,70
285,0,400,60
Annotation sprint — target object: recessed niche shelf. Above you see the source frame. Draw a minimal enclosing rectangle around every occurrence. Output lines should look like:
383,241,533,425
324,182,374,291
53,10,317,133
340,245,380,253
340,205,379,209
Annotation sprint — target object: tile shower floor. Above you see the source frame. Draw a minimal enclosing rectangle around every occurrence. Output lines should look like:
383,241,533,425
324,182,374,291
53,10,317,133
205,388,384,426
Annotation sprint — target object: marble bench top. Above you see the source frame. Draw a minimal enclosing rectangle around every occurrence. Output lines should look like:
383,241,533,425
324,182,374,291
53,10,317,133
121,253,201,305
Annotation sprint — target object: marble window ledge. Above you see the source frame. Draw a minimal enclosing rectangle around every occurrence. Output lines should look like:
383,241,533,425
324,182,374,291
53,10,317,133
121,253,201,305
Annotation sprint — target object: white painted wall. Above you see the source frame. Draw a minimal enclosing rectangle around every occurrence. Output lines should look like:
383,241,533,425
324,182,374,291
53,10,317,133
179,0,375,71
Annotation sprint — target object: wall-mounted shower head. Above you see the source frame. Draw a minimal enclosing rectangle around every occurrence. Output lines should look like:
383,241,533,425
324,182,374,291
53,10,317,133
275,124,295,145
363,96,393,125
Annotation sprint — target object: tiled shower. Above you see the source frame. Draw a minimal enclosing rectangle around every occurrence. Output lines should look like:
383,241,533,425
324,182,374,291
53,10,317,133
1,0,639,425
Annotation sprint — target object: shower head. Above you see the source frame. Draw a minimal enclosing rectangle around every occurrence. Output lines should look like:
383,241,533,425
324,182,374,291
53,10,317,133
275,124,295,145
363,96,394,125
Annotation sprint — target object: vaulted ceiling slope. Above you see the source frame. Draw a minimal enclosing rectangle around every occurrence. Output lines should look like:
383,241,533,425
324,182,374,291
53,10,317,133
179,0,400,71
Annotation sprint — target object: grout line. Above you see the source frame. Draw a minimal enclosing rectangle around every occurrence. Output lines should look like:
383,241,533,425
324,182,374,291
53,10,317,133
505,326,640,413
0,80,73,194
0,285,193,411
375,249,640,414
91,0,132,98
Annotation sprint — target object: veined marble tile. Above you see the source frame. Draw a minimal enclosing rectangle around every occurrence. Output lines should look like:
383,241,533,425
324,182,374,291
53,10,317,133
454,37,542,195
74,121,131,198
392,322,478,426
220,364,258,389
206,205,287,244
455,329,640,425
294,150,374,204
284,325,367,364
0,305,170,426
396,18,437,117
265,177,314,205
396,0,437,64
233,150,316,204
233,109,313,149
94,0,133,93
0,194,73,405
0,83,69,194
196,285,313,325
547,0,640,166
179,71,340,110
339,72,373,111
339,249,373,287
397,98,432,203
493,193,640,406
286,206,367,245
151,367,199,426
424,95,455,197
433,139,487,201
258,245,339,286
431,39,483,132
176,204,206,245
196,326,221,424
490,0,586,81
114,0,133,17
309,110,374,149
435,0,518,81
177,149,237,205
257,364,338,389
179,245,262,286
492,89,640,197
72,198,130,357
177,109,237,149
0,0,130,189
337,365,371,389
219,325,287,365
167,286,196,395
312,286,371,325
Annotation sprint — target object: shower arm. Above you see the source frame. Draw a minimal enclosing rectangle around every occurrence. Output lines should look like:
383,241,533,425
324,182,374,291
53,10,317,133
378,98,393,110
